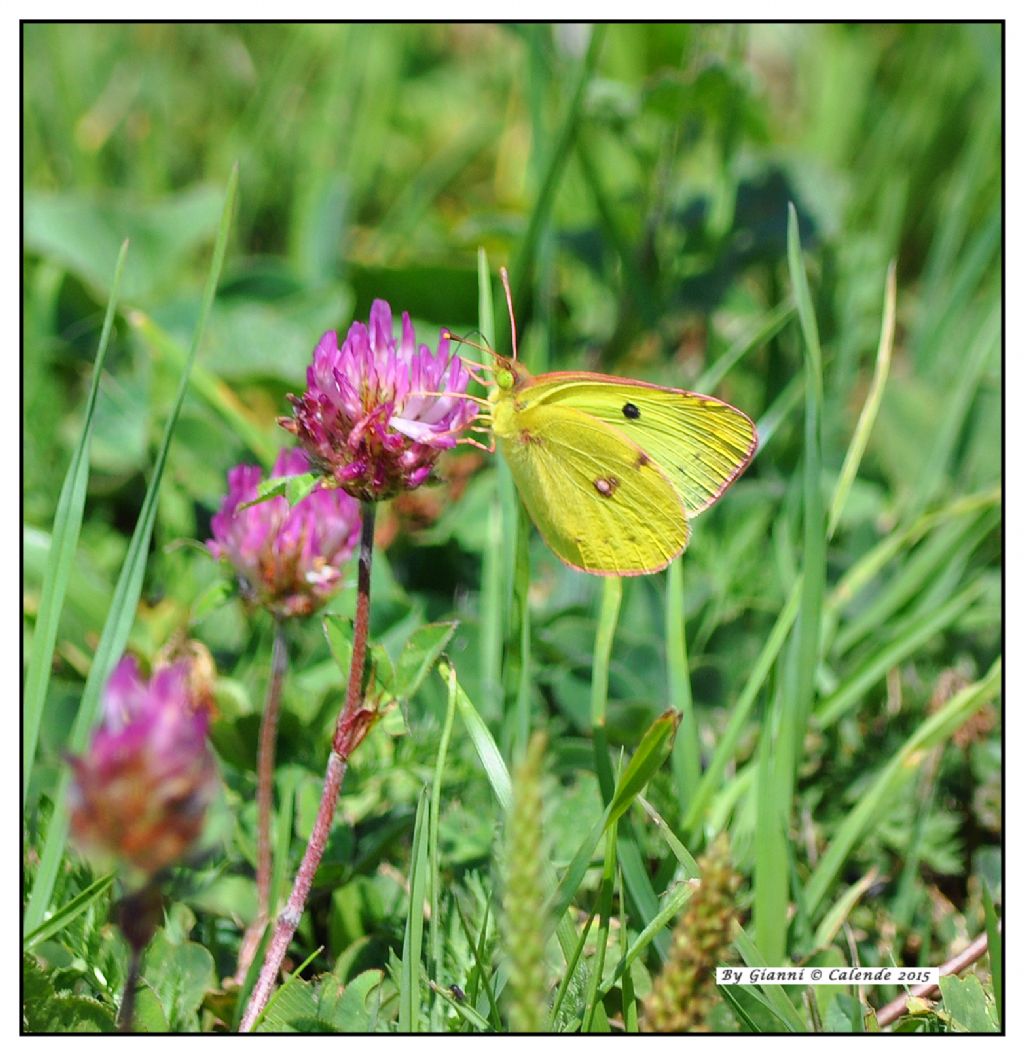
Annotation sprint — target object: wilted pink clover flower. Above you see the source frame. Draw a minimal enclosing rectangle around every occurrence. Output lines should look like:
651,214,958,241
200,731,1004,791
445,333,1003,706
208,448,361,619
68,655,218,878
280,300,478,500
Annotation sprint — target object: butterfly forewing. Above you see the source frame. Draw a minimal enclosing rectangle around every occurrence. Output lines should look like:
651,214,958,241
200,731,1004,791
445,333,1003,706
521,373,757,516
497,402,689,576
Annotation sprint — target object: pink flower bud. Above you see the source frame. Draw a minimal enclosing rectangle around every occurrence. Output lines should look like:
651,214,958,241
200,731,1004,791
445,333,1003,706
68,655,219,878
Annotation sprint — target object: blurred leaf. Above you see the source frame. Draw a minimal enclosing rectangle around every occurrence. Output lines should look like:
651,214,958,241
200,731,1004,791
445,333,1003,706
24,186,222,302
938,974,998,1033
23,873,114,951
317,970,385,1032
394,622,457,700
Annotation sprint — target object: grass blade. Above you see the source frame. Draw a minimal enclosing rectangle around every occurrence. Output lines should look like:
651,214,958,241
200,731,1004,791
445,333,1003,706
753,696,787,966
23,873,114,950
828,260,897,538
781,203,827,793
804,659,1001,917
684,583,800,835
591,576,622,801
127,310,278,466
666,560,698,809
549,710,679,927
399,789,430,1033
24,165,238,933
816,578,985,728
427,663,458,1029
23,240,129,805
439,661,580,968
508,25,605,308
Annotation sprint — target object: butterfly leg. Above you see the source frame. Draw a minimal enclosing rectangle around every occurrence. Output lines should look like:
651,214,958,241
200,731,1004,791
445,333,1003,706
457,434,496,453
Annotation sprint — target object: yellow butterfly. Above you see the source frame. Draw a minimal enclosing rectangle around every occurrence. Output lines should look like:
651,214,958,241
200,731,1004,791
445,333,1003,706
457,271,758,576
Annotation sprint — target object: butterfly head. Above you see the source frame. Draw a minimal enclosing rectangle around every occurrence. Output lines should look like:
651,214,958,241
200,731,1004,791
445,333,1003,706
495,359,517,392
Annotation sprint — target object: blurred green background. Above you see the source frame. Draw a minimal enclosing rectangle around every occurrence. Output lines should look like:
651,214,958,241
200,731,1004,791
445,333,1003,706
24,23,1001,1032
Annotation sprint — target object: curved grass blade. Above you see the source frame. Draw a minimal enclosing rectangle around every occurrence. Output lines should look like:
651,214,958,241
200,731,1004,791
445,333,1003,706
23,240,129,805
828,260,897,539
24,165,238,933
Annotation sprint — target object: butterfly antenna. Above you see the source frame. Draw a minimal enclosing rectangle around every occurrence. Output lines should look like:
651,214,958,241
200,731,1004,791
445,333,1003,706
441,330,500,368
499,266,518,361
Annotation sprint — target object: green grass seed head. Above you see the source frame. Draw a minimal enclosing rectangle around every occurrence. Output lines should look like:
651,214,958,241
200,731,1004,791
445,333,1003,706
502,732,550,1033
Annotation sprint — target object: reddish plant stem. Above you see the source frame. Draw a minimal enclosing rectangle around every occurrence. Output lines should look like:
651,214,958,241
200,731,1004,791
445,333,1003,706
239,503,375,1033
232,618,288,985
875,932,990,1027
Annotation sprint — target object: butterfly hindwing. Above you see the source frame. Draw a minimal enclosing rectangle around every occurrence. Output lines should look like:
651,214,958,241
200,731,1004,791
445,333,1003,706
496,402,689,576
518,373,757,516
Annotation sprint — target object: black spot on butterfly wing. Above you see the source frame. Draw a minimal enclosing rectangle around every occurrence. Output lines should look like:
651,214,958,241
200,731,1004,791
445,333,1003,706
622,402,640,419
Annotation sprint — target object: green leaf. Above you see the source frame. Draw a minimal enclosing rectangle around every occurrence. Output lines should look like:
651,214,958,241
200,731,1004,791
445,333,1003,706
190,578,234,624
939,974,999,1033
318,970,386,1032
254,946,324,1032
238,472,320,510
324,613,397,704
254,974,317,1033
24,185,222,301
23,953,116,1032
132,984,170,1032
440,659,512,811
141,932,216,1030
605,710,679,828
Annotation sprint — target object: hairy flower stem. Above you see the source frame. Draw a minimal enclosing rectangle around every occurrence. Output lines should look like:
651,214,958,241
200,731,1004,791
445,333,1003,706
233,618,288,985
239,503,376,1033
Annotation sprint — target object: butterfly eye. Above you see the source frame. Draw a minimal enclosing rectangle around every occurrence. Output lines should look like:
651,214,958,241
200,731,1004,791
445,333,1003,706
496,367,515,391
622,402,640,419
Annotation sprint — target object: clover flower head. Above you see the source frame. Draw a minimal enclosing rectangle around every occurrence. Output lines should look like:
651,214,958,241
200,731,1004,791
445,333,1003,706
280,300,478,500
208,447,361,619
68,655,219,878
